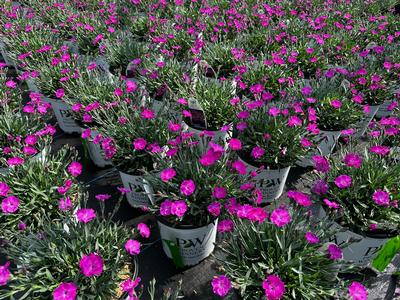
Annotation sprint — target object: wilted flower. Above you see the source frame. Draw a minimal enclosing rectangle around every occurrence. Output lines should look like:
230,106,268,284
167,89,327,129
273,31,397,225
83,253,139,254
312,180,329,195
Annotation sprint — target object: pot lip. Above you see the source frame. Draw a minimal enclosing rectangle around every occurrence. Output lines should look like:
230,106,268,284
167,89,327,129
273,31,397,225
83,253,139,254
183,118,232,133
237,151,292,171
156,215,218,230
117,168,145,177
319,206,399,239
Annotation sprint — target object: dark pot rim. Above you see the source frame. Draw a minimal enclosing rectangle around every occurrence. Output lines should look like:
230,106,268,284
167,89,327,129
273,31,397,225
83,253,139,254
156,215,218,230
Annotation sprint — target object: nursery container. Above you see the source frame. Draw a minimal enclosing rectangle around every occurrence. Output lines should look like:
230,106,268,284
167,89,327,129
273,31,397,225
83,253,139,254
297,129,341,167
119,171,154,207
355,105,380,137
239,157,291,203
0,41,16,69
375,100,394,118
157,218,218,267
84,130,112,168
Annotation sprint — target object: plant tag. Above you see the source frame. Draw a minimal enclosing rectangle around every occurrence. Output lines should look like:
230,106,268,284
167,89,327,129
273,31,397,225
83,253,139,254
188,97,207,130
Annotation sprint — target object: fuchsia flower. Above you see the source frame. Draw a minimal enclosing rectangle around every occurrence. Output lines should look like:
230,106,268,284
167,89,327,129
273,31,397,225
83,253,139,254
369,145,390,156
0,182,10,197
141,109,155,119
330,99,342,108
213,187,227,199
262,275,286,300
170,200,188,217
55,88,65,98
372,190,390,206
217,219,234,233
343,153,362,168
334,175,352,189
1,196,20,214
79,253,103,277
0,262,10,286
58,197,73,211
67,162,82,177
126,80,137,93
305,232,320,244
125,239,141,255
137,223,150,238
228,138,242,150
251,146,265,159
287,190,312,207
287,115,302,127
348,282,368,300
5,80,17,89
327,244,343,260
232,160,247,175
133,138,147,150
160,168,176,182
211,275,231,297
180,179,196,196
270,208,291,227
324,199,340,209
312,180,329,195
95,194,111,202
7,157,24,166
52,282,77,300
76,208,96,223
121,277,141,297
207,201,222,217
312,156,330,173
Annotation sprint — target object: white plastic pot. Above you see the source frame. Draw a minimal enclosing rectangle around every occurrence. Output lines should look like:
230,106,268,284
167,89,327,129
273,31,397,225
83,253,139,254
158,219,218,266
119,171,154,207
85,130,112,168
297,129,341,167
239,158,291,203
355,105,380,138
0,41,17,69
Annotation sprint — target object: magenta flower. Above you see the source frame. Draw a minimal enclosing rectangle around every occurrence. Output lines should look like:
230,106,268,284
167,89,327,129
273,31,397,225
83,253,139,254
270,208,291,227
228,138,242,150
369,145,390,156
55,88,65,98
343,153,362,168
311,180,329,195
58,197,73,211
160,200,173,216
327,244,343,260
133,138,147,150
160,168,176,182
95,194,111,202
207,201,222,217
79,253,103,277
125,239,141,255
1,195,20,214
199,149,222,166
312,156,330,173
287,115,302,127
334,175,352,189
180,179,196,196
52,282,77,300
0,262,10,286
323,198,340,209
251,146,265,159
217,219,234,233
7,157,24,166
232,160,247,175
141,109,155,119
67,162,82,177
305,232,320,244
0,182,10,197
213,186,227,199
372,190,390,206
126,80,137,93
330,99,342,108
137,223,150,238
348,282,368,300
211,275,231,297
262,275,286,300
287,190,312,207
121,277,141,296
171,200,188,217
76,208,96,223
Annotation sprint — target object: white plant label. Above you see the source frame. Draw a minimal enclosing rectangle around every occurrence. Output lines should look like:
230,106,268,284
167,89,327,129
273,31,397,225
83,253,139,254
188,97,207,130
45,98,81,134
87,131,112,168
119,171,154,207
355,105,380,138
158,220,218,266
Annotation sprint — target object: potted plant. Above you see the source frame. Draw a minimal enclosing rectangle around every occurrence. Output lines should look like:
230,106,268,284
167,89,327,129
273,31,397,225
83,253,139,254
0,200,147,299
296,77,364,166
235,104,315,202
179,76,237,144
147,136,256,266
0,146,82,242
93,101,180,208
215,206,352,299
311,140,400,266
